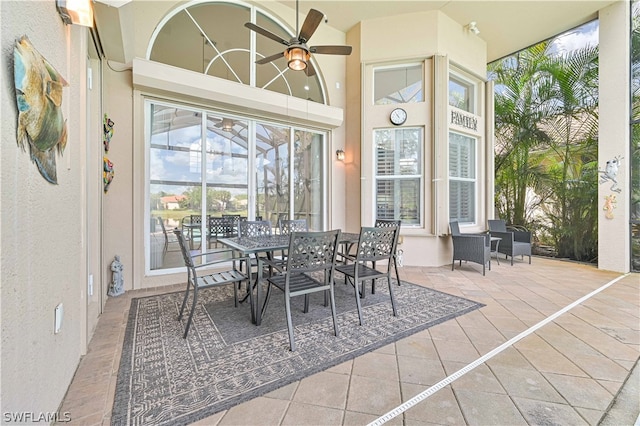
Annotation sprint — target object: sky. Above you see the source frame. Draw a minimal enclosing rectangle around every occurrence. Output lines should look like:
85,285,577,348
550,20,599,54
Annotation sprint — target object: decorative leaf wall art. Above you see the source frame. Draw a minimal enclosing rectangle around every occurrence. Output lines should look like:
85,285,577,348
13,35,69,184
103,157,114,192
103,114,114,152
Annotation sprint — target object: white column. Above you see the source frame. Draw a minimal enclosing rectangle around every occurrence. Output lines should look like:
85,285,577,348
598,1,631,273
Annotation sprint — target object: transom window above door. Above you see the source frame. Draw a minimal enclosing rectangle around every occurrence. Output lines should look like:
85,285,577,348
373,64,424,105
147,1,325,103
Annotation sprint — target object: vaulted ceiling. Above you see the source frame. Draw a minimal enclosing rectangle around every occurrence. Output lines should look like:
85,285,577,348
278,0,617,62
95,0,618,64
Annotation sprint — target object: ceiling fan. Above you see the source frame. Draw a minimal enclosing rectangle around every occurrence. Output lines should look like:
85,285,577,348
244,1,352,76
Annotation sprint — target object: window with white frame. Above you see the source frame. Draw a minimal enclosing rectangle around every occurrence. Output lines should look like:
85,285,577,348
449,131,476,223
374,64,424,105
148,1,325,103
449,73,475,113
374,128,422,225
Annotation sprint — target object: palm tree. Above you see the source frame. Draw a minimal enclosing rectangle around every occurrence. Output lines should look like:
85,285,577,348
489,42,556,227
538,46,599,261
490,40,600,261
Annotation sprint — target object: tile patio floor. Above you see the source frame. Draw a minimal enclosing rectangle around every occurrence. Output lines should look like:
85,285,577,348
58,257,639,425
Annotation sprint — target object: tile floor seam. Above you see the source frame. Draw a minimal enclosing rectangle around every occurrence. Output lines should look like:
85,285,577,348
538,369,616,418
486,349,573,407
563,310,636,342
277,399,294,425
598,355,640,425
524,332,594,378
485,360,589,424
547,303,638,370
533,327,624,381
449,386,471,425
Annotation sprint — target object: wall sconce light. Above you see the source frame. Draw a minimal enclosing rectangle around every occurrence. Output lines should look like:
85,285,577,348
336,149,345,161
465,21,480,35
56,0,94,27
286,46,310,71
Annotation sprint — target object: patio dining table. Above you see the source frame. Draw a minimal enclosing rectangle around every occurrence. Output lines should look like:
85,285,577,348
218,231,360,325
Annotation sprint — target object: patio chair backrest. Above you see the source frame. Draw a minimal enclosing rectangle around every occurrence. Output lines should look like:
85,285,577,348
375,219,401,230
173,228,195,269
488,219,507,232
278,219,309,235
209,216,235,237
157,217,170,249
354,226,398,263
157,216,167,234
285,230,341,274
239,220,272,237
449,221,461,236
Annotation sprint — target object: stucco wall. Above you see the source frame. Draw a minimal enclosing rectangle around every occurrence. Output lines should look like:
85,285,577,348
598,1,631,273
1,0,89,417
96,0,350,290
103,65,135,290
347,10,490,267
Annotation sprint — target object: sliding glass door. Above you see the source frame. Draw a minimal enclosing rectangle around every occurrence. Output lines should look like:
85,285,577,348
147,100,327,272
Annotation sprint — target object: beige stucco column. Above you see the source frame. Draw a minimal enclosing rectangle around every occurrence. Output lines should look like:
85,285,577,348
598,1,631,273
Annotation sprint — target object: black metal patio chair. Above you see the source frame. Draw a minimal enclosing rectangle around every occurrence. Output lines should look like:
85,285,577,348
374,219,402,286
157,216,180,255
335,225,400,326
174,228,251,338
261,230,342,351
207,216,235,248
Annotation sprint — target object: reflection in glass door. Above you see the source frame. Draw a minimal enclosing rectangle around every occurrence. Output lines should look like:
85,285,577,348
256,122,290,225
149,104,203,270
293,129,324,231
205,114,249,248
147,101,327,272
255,124,325,230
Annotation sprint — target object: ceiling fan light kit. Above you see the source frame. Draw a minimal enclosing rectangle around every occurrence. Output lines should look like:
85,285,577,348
286,46,310,71
245,0,352,75
221,118,234,132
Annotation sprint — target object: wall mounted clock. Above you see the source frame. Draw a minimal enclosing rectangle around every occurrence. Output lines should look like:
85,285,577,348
390,108,407,126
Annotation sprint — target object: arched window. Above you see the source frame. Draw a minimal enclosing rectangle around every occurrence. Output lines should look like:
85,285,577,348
147,0,326,103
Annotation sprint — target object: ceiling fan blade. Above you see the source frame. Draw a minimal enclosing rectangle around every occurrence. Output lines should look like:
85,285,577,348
244,22,290,46
298,9,323,43
310,45,353,55
304,61,316,77
256,51,285,65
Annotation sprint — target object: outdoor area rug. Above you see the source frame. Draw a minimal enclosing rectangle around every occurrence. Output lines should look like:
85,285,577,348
112,278,483,425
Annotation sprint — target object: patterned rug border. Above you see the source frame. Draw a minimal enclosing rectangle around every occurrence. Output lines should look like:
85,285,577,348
112,280,484,425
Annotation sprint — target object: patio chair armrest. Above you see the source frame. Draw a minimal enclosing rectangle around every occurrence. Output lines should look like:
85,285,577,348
191,248,241,258
259,255,287,273
193,250,249,269
512,230,532,243
452,234,489,247
505,225,532,243
489,231,514,248
337,252,357,263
